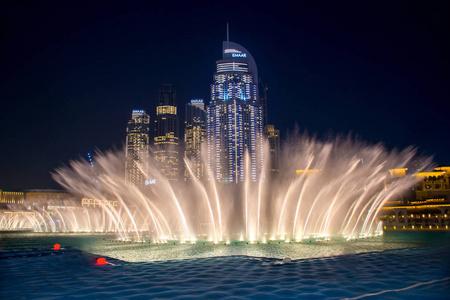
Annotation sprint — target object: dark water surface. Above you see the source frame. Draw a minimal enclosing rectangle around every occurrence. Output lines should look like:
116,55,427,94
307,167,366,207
1,232,449,299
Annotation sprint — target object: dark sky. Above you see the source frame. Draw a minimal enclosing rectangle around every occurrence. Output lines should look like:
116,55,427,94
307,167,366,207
1,1,448,190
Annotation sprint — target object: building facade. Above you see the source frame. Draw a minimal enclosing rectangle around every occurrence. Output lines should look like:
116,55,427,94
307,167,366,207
261,87,280,174
265,125,280,173
154,84,179,181
0,189,77,210
380,166,450,231
125,110,150,187
207,41,264,183
185,99,207,180
0,189,24,205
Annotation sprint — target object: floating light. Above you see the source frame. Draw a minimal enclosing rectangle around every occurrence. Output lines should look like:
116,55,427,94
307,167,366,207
97,257,107,265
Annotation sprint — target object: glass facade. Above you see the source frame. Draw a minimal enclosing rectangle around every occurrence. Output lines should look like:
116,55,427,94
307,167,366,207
125,110,150,187
184,99,207,180
207,42,264,183
265,125,280,173
154,84,179,181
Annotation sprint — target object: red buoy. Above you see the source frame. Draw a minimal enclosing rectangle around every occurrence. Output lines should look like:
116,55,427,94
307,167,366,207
97,257,107,265
54,244,60,250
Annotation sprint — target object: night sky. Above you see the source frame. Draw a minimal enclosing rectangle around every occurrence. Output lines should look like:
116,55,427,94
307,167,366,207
1,1,448,190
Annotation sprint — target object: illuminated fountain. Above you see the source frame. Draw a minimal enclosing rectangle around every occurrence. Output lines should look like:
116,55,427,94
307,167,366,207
0,134,432,243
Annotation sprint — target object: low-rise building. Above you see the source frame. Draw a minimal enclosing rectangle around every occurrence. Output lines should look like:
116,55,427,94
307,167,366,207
380,166,450,231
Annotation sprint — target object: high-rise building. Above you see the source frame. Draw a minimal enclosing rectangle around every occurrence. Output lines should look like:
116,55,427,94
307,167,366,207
125,110,150,187
207,41,264,183
265,125,280,173
154,84,179,181
184,99,207,180
261,86,281,175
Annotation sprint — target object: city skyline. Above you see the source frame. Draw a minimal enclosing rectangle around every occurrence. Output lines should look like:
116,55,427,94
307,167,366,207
1,1,448,189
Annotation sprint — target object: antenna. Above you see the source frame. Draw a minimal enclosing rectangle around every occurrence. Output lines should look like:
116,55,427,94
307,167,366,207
227,23,229,48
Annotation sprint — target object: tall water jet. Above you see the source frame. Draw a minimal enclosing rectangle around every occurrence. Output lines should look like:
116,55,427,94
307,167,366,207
2,134,432,242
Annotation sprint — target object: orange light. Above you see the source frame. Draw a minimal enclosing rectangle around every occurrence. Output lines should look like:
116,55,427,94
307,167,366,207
97,257,107,265
389,168,407,178
296,169,321,175
416,171,445,178
54,244,60,250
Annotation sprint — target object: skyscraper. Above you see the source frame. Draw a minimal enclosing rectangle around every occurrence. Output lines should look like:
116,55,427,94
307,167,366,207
154,84,179,181
207,41,264,183
125,110,150,187
261,86,281,175
184,99,207,180
265,125,280,173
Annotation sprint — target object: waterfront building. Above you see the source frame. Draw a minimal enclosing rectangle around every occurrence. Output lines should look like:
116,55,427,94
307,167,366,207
81,198,118,208
154,84,179,181
184,99,207,180
23,189,78,210
0,189,77,210
0,189,88,231
207,41,264,183
415,166,450,199
0,190,24,205
380,166,450,231
125,110,150,187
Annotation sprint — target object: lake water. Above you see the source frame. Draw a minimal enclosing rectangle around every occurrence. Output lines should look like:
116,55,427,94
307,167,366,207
1,232,449,299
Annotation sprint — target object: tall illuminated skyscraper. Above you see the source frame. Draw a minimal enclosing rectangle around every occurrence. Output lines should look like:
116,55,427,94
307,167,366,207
154,84,179,181
125,110,150,187
185,99,207,180
207,41,264,183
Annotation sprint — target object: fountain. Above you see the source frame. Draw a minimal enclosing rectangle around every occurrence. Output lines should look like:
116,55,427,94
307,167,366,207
1,134,432,243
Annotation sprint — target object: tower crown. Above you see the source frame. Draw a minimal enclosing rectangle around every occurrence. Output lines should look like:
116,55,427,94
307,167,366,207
217,42,259,98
